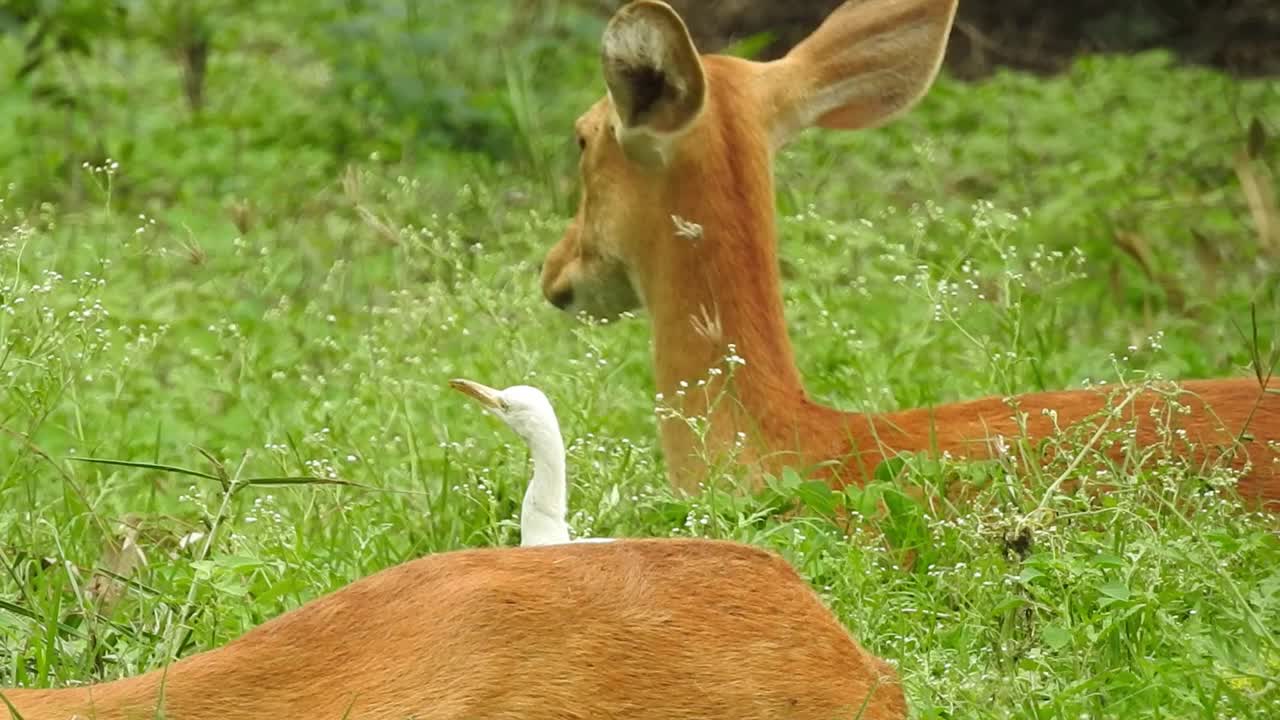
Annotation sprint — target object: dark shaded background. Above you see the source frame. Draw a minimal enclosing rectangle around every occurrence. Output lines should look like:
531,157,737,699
577,0,1280,77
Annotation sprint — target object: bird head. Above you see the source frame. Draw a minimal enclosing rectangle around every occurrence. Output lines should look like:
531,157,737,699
448,378,561,445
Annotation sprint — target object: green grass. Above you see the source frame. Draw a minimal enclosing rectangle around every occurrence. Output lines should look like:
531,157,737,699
2,3,1280,718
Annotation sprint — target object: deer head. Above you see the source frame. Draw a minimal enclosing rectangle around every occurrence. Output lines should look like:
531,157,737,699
540,0,958,321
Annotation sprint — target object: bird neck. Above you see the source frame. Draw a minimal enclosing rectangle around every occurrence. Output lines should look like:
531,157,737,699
522,423,570,544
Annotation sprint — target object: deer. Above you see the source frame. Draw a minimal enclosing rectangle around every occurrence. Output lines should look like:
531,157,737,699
538,0,1280,509
0,539,905,719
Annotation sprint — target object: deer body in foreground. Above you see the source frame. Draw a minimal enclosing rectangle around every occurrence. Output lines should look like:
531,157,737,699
539,0,1280,507
0,539,905,720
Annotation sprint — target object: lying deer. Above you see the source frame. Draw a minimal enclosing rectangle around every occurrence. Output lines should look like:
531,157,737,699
538,0,1280,507
0,539,905,719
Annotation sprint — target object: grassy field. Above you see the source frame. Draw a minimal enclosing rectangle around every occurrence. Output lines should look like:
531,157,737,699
2,2,1279,718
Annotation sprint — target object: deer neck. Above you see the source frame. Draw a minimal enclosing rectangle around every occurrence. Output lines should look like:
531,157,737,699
639,124,852,490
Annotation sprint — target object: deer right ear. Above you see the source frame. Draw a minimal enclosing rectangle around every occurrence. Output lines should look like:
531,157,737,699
763,0,958,148
601,1,706,162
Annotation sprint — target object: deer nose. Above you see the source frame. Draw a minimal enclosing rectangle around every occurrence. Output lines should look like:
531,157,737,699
548,286,575,310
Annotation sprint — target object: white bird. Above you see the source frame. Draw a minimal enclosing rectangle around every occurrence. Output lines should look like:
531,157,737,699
449,378,613,546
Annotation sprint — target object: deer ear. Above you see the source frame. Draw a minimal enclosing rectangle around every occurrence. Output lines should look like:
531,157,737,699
601,0,706,154
764,0,958,147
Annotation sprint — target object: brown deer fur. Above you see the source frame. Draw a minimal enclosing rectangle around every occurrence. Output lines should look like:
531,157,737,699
539,0,1280,507
0,539,906,719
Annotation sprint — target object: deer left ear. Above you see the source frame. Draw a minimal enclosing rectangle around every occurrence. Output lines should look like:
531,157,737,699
601,0,706,158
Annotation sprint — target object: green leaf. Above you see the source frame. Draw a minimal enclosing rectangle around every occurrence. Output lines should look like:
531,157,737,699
1019,567,1045,583
69,457,220,481
1099,579,1131,602
793,480,838,515
0,599,84,639
1042,624,1072,650
873,455,910,484
1091,553,1126,568
191,560,215,580
990,596,1025,615
878,485,930,557
721,31,775,61
778,467,804,490
845,481,886,518
236,475,380,492
215,555,265,571
857,483,884,518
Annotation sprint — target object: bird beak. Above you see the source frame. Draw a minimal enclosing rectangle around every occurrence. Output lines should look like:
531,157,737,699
449,378,504,410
